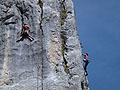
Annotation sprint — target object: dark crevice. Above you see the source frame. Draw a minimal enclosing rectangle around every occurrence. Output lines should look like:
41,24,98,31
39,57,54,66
60,0,72,26
81,76,89,90
60,1,71,75
37,0,44,90
60,0,65,10
60,0,67,25
4,22,16,25
16,1,29,26
38,0,43,35
0,14,14,24
61,33,71,75
16,5,24,26
3,9,9,13
81,81,84,90
60,0,71,26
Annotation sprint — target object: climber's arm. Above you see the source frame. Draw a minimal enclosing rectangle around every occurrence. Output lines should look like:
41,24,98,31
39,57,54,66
82,53,86,56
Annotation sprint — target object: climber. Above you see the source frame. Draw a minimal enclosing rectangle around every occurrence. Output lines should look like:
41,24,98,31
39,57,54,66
82,53,89,76
16,24,34,42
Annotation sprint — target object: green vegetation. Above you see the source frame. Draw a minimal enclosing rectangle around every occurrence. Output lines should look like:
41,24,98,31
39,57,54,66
61,9,72,25
61,36,70,74
61,9,67,25
61,37,65,56
63,60,70,74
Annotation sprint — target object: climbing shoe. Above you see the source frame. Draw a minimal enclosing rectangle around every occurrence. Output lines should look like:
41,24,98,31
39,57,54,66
85,72,88,76
16,40,20,42
29,38,34,42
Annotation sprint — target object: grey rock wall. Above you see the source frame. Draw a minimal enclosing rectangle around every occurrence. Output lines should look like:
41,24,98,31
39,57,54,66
0,0,89,90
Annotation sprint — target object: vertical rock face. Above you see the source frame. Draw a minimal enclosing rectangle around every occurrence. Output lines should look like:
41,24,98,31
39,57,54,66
0,0,89,90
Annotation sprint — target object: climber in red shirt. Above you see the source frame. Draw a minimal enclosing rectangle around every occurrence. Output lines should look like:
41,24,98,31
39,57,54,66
16,24,34,42
82,53,89,76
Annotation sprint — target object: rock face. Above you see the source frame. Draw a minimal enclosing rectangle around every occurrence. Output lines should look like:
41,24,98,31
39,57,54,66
0,0,89,90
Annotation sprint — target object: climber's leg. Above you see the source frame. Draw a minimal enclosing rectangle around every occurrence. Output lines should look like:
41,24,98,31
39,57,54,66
85,70,88,76
84,62,89,76
29,35,34,39
16,35,23,42
27,34,34,42
28,34,34,41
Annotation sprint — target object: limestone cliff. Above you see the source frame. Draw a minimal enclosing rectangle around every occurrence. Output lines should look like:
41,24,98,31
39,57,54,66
0,0,89,90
